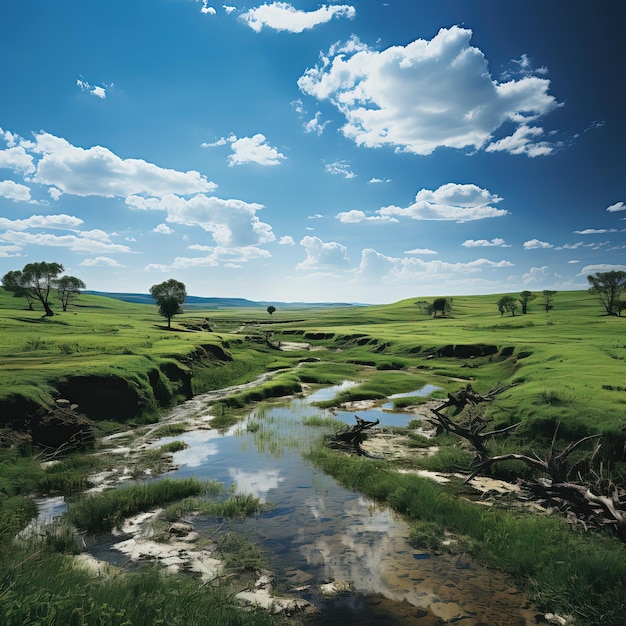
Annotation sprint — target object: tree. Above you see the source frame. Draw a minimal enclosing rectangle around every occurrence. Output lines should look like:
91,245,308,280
587,271,626,316
497,295,518,316
432,297,450,317
149,279,187,329
1,270,36,310
2,262,64,316
518,290,536,314
542,290,557,312
267,305,276,315
57,276,86,312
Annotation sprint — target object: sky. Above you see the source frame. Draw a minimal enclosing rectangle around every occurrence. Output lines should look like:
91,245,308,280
0,1,624,304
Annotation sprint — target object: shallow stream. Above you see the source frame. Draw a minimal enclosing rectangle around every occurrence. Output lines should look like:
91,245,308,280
42,383,538,624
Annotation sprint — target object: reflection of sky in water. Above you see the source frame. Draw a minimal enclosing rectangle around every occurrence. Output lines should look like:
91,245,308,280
144,384,533,622
305,380,358,403
228,467,284,502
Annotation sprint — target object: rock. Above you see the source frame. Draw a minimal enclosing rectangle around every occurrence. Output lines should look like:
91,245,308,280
320,580,352,596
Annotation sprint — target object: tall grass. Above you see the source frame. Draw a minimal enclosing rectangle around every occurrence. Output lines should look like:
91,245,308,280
307,445,626,625
0,548,279,626
67,478,207,532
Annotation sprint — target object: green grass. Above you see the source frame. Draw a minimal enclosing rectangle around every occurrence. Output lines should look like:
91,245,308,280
67,478,208,532
307,445,626,625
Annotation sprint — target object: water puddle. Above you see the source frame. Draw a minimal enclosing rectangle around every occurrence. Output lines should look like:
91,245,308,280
81,382,536,624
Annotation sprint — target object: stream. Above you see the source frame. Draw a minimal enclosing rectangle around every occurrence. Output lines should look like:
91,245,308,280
40,382,538,625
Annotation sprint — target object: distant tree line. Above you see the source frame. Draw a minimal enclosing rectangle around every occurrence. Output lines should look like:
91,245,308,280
1,261,86,316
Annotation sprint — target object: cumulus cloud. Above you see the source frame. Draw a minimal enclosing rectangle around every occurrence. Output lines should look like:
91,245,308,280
378,183,507,222
574,228,617,235
368,177,391,184
0,214,83,231
79,256,125,267
607,201,625,213
0,230,132,253
462,238,508,247
486,125,554,157
228,134,286,166
523,239,553,249
241,2,355,33
324,160,355,178
522,265,549,284
0,180,32,202
404,248,437,255
20,132,217,198
298,26,560,156
355,250,514,282
335,209,394,223
126,193,275,247
171,245,271,268
279,235,295,245
297,235,350,270
579,263,626,275
0,146,35,174
303,112,329,135
153,223,174,234
77,77,110,99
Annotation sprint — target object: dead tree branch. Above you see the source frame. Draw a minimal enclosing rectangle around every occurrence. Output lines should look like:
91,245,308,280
327,415,380,456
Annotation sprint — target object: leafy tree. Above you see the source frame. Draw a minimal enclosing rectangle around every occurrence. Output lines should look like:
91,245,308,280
1,270,36,310
518,290,536,314
432,297,450,317
497,295,518,316
542,290,557,312
266,305,276,315
57,276,86,311
149,279,187,329
587,270,626,316
2,261,64,316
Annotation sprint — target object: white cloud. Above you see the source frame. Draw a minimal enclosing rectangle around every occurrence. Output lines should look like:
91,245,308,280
297,235,350,270
607,201,625,213
77,77,110,99
355,250,513,282
298,26,559,156
379,183,507,222
0,146,35,174
574,228,617,235
368,177,391,184
228,134,286,166
523,239,553,249
200,1,216,14
303,112,329,135
126,193,275,247
404,248,437,255
0,180,32,202
172,245,271,268
0,214,83,231
336,209,393,223
522,265,549,284
79,256,125,267
26,132,216,198
153,223,174,234
279,235,295,245
241,2,355,33
486,125,554,157
579,263,626,275
223,5,236,14
0,230,132,253
462,238,508,247
324,160,355,178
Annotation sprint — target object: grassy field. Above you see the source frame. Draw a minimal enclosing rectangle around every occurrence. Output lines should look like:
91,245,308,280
1,286,625,624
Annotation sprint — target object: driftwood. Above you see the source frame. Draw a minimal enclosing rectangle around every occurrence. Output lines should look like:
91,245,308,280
327,415,380,456
429,383,519,460
430,385,626,542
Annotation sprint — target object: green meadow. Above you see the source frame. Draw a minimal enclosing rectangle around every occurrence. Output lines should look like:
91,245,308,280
1,287,625,624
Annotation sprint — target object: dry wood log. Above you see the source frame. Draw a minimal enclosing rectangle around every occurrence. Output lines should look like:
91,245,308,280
327,415,380,456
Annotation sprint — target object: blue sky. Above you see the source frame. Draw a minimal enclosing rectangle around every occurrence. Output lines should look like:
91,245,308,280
0,1,624,304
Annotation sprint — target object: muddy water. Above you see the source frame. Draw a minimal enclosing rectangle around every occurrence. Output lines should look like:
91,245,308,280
132,384,538,625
